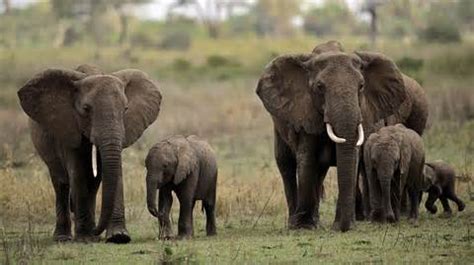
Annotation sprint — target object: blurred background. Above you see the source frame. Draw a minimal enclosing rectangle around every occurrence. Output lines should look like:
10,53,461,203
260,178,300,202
0,0,473,240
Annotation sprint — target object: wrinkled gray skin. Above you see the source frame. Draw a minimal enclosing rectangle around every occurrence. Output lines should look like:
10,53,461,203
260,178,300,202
364,124,425,223
146,135,217,239
18,64,162,243
256,40,427,232
422,160,465,216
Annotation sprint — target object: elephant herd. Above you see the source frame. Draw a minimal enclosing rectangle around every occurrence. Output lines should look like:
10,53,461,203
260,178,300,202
17,41,464,244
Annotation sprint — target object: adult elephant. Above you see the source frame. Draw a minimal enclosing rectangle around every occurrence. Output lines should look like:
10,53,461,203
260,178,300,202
256,41,427,232
17,64,162,243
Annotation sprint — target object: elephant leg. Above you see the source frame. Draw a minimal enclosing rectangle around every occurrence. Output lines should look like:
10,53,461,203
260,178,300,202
49,166,72,242
400,189,408,216
445,185,465,212
203,199,217,236
367,170,383,222
439,196,452,217
104,172,130,243
68,156,97,240
274,130,297,225
408,188,420,221
292,139,319,229
424,187,440,214
314,166,329,226
177,198,194,239
158,188,173,239
359,164,371,221
380,179,395,223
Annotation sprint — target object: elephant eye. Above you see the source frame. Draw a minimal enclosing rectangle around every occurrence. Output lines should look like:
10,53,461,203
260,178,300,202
82,104,92,114
124,105,129,113
315,80,325,92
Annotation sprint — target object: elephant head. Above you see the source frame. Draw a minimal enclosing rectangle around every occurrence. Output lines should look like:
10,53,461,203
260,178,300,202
256,41,407,231
145,136,198,217
18,66,162,235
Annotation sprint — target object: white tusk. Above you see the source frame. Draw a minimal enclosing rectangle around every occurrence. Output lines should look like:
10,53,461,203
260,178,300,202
326,123,346,143
92,145,97,177
356,124,364,146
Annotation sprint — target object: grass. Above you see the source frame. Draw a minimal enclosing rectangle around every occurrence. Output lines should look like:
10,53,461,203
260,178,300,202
0,37,473,263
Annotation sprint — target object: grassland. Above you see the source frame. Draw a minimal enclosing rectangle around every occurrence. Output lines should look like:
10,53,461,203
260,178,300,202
0,36,473,263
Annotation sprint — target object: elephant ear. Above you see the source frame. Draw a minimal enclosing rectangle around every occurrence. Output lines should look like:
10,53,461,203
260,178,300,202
17,69,86,147
173,138,198,185
256,54,323,134
112,69,162,148
356,51,407,124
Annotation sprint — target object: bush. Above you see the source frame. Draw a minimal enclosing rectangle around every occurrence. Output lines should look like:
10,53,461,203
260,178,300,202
159,31,191,51
418,23,461,43
172,58,192,71
427,45,474,77
206,55,240,68
396,57,424,83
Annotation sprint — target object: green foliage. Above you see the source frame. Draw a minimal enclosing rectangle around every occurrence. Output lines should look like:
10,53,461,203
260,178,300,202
427,45,474,77
303,2,364,36
159,31,191,51
396,56,424,84
172,58,192,71
418,3,461,43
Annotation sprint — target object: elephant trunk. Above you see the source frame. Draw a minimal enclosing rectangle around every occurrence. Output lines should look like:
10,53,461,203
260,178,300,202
93,140,123,235
335,143,359,232
146,174,159,218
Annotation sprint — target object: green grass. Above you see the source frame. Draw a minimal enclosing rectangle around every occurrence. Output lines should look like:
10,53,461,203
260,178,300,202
2,200,473,263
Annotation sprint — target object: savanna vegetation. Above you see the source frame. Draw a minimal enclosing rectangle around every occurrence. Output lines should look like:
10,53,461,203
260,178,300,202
0,0,473,263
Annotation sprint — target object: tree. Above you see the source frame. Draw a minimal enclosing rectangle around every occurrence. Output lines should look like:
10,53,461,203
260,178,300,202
2,0,10,15
255,0,301,37
303,1,359,36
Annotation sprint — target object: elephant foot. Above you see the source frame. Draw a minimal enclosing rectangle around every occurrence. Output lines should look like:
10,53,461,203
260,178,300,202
355,212,366,221
386,213,396,223
458,202,465,212
332,220,354,232
106,226,131,244
408,218,419,227
159,227,174,240
53,234,72,242
74,233,100,243
177,234,192,240
441,211,453,218
206,228,217,237
288,213,316,230
426,204,437,214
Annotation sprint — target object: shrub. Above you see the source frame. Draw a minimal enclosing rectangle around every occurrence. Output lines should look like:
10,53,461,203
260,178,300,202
159,31,191,51
396,56,424,83
172,58,192,71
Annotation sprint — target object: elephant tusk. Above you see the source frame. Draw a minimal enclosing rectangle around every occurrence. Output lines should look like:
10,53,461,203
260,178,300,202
326,123,346,143
356,124,364,146
92,145,97,177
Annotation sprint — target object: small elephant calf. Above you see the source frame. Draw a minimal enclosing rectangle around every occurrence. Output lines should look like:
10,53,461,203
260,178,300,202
145,135,217,239
422,160,465,216
364,124,425,223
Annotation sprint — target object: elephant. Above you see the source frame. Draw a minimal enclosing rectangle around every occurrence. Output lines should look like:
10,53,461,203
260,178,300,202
17,64,162,243
364,124,425,223
145,135,217,239
422,160,465,216
256,40,427,231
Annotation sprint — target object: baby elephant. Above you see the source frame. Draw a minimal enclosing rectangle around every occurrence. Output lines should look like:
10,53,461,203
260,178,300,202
145,135,217,239
422,160,465,216
364,124,425,223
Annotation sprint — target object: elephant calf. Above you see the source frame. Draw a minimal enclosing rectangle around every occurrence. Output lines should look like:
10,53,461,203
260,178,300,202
364,124,425,223
145,135,217,239
422,160,465,216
